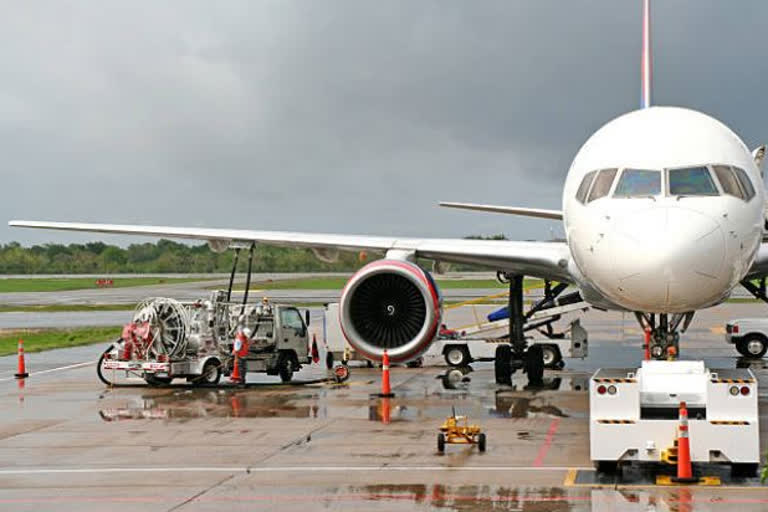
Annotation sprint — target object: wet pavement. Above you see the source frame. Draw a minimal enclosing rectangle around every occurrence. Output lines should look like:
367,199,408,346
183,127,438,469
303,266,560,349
0,303,766,510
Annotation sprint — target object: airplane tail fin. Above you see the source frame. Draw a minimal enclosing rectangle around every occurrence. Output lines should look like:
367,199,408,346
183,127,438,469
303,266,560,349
641,0,652,109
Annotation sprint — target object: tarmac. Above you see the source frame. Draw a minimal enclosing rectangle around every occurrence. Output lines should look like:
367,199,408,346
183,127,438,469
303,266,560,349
0,295,766,510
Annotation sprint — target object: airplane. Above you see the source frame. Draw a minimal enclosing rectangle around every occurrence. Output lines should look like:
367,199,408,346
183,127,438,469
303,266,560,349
9,0,768,382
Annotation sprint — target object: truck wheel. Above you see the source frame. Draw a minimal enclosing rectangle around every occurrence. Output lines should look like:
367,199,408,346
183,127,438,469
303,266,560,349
444,346,470,367
739,335,767,358
494,345,512,385
191,360,221,386
524,345,545,384
437,433,446,453
278,355,294,383
477,433,486,452
540,344,561,369
593,460,618,474
731,463,758,478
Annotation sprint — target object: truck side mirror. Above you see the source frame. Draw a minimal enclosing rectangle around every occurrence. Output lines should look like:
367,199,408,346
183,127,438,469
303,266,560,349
305,310,311,327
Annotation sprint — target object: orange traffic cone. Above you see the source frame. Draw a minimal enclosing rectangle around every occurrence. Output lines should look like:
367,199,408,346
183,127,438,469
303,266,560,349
230,354,242,383
311,334,320,364
379,397,391,424
378,350,394,397
672,401,699,483
15,339,28,379
643,328,651,361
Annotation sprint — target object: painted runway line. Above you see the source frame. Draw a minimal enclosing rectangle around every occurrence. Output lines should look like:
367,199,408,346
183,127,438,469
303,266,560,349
0,360,94,382
0,465,592,475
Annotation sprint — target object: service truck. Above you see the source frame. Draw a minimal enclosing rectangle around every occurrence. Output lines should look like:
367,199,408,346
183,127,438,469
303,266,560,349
98,291,312,386
725,318,768,358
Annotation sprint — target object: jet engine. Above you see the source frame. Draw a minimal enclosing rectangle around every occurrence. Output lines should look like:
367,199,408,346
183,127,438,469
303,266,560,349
339,259,441,363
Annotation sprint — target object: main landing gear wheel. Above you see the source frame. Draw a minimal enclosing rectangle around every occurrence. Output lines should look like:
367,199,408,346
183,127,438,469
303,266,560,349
738,335,767,358
524,345,545,385
494,345,512,385
445,346,470,367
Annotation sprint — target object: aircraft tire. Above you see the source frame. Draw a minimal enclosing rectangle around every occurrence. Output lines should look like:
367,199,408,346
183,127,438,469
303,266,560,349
524,345,545,384
494,345,512,385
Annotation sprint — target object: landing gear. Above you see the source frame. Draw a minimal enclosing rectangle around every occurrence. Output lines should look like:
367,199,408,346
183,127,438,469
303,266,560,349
492,273,557,385
635,312,694,360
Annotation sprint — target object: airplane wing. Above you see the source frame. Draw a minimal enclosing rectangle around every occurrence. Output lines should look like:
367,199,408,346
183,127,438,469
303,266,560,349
439,202,563,220
8,220,572,282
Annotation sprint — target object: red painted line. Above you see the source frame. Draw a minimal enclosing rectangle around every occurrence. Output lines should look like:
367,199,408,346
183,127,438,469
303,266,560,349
533,417,561,467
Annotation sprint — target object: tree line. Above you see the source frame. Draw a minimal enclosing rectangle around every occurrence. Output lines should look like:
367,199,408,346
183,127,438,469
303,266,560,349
0,235,508,274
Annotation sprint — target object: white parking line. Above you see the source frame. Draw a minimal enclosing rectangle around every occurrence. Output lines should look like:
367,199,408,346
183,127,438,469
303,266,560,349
0,361,94,382
0,466,591,475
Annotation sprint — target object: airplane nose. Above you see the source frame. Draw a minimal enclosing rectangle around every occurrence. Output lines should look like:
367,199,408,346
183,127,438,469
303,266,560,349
598,206,726,311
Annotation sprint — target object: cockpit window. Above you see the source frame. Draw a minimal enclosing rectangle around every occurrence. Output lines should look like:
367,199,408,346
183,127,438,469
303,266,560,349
586,168,617,202
668,166,718,196
712,165,744,199
575,170,596,204
732,166,756,200
613,169,661,197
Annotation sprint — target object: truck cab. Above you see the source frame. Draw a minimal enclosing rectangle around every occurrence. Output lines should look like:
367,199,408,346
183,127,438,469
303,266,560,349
241,304,310,382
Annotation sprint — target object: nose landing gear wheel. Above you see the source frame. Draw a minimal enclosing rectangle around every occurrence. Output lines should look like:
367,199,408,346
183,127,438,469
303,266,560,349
437,433,446,453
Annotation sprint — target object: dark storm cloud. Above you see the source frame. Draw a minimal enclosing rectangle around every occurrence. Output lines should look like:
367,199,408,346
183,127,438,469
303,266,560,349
1,1,766,245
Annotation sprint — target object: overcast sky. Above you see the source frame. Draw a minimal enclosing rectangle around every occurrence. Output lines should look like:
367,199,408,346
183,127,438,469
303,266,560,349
2,1,767,246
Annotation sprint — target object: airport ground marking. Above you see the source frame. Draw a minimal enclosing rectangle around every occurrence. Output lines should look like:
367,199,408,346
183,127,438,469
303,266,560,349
0,465,593,475
532,417,561,466
0,360,95,382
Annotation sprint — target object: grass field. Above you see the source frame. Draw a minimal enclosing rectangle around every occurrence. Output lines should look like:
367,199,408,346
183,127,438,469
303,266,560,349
0,304,134,313
0,277,216,293
0,326,121,357
229,277,543,291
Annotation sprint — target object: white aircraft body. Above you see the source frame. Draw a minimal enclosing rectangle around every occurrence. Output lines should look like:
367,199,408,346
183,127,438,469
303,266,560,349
9,1,768,364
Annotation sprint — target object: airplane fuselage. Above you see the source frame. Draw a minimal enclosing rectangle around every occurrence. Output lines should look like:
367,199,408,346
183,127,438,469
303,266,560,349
563,107,764,314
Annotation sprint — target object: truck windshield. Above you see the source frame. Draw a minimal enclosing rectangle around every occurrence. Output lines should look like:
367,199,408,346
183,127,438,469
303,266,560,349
280,309,304,330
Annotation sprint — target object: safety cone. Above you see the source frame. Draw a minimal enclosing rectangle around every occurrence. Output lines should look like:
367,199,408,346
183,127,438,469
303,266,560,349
14,339,28,379
379,397,391,424
643,328,651,361
672,401,699,483
378,350,394,397
311,334,320,364
230,354,242,383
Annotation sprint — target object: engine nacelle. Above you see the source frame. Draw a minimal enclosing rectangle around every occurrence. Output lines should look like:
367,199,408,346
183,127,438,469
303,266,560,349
339,259,441,363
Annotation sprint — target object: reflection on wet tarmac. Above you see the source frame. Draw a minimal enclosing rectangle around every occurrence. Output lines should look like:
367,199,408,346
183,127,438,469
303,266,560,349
99,389,322,421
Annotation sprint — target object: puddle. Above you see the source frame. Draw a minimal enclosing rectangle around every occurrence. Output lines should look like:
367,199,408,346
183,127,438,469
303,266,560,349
343,484,577,511
98,388,324,421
